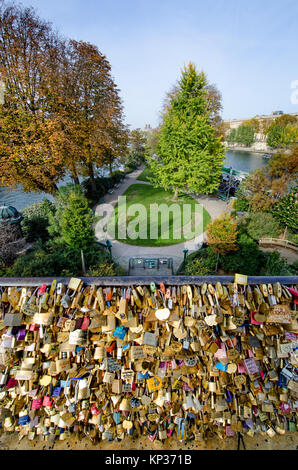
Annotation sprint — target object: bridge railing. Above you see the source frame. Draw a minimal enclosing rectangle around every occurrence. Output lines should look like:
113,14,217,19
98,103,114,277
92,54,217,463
0,275,297,287
259,238,298,251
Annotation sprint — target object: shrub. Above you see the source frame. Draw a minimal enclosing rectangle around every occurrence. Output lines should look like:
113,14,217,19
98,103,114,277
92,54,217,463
243,212,281,241
206,214,238,255
48,184,83,239
47,184,97,253
218,233,266,275
82,172,124,204
182,247,218,275
184,257,215,276
227,128,237,144
4,241,123,277
232,197,249,213
21,199,56,242
292,260,298,274
259,251,295,276
271,187,298,233
87,262,125,277
5,246,64,277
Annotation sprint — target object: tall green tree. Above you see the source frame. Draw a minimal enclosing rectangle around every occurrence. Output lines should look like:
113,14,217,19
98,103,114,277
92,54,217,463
227,128,237,144
149,63,225,197
265,114,298,148
123,128,147,170
271,187,298,232
235,125,255,147
48,184,97,252
59,191,97,252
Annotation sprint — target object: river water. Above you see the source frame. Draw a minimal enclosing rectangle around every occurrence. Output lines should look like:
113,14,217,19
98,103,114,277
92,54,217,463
0,165,121,211
0,150,269,211
225,149,270,173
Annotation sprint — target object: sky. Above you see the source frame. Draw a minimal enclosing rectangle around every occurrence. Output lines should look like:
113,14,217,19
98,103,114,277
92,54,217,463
17,0,298,129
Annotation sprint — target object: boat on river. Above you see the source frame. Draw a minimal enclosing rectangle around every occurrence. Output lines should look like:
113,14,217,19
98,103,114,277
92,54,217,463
222,166,248,181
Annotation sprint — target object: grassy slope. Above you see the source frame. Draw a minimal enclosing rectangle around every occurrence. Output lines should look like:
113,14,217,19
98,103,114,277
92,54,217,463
136,166,154,182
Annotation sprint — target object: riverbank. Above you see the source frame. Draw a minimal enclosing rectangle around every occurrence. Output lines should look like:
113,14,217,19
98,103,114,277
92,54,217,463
224,144,274,155
0,150,269,211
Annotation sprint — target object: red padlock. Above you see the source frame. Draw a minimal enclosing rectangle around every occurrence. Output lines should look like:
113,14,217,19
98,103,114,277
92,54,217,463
38,284,47,296
106,341,116,353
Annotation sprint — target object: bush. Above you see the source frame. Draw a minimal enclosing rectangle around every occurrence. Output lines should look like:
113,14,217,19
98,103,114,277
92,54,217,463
206,214,238,255
271,187,298,233
184,258,214,276
5,246,66,277
232,197,249,213
243,212,281,241
292,260,298,274
47,184,98,253
287,232,298,244
218,233,266,275
260,251,295,276
4,241,123,277
87,262,125,277
21,199,56,242
183,247,218,275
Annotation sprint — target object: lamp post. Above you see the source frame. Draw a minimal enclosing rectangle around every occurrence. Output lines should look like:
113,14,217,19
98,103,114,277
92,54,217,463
106,240,113,258
183,249,189,264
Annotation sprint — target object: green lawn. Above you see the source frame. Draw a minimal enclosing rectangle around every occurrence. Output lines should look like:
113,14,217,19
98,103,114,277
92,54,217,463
136,166,154,182
107,184,211,246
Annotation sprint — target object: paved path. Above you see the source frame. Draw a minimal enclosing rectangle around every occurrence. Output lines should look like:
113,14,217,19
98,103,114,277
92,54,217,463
94,167,230,273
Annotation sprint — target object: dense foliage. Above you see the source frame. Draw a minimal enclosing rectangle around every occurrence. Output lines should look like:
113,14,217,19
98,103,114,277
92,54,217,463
149,63,225,197
265,114,298,148
82,171,124,205
206,214,238,255
260,250,295,276
1,184,123,277
271,187,298,232
182,231,296,277
232,196,249,213
227,125,255,147
242,147,298,211
59,191,97,252
0,2,128,196
218,233,265,275
242,212,281,241
21,199,56,242
4,240,120,277
122,128,147,172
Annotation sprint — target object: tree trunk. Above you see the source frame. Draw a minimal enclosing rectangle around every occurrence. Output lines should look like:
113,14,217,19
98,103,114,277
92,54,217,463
88,163,97,195
109,162,113,177
71,163,80,185
173,189,178,199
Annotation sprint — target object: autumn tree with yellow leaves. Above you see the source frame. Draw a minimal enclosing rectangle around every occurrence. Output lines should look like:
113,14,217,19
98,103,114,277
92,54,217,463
0,1,128,196
206,214,239,255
